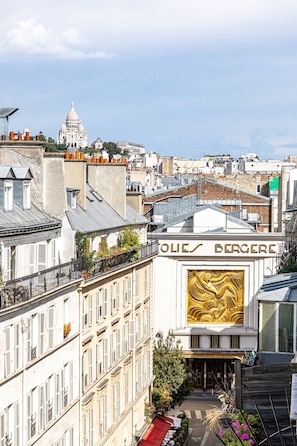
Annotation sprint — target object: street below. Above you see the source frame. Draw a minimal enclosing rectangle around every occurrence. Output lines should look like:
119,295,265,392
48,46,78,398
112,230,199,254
175,389,223,446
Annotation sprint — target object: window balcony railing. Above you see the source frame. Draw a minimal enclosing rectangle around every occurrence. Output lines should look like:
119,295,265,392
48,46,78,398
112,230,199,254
0,241,158,309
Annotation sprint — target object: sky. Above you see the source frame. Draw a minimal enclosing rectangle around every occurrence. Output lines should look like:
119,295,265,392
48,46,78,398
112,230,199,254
1,1,297,160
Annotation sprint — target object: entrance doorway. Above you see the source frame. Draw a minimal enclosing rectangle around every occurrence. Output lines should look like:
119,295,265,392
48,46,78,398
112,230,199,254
190,359,234,391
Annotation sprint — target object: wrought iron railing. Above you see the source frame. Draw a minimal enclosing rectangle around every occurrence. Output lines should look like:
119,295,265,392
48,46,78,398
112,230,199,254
0,241,159,309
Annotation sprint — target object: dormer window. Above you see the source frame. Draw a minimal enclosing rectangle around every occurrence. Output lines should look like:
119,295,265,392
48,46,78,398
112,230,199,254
14,179,31,209
66,188,78,209
70,191,77,209
4,180,13,211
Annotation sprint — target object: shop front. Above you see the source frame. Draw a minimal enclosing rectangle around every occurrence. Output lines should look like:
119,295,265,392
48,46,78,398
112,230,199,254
188,357,236,391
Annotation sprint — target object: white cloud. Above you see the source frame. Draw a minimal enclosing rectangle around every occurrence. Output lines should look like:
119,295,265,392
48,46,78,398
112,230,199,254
2,1,297,56
82,0,297,49
1,18,113,59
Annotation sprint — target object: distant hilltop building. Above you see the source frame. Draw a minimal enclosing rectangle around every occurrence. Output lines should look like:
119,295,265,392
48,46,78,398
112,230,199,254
57,102,88,151
91,136,103,150
117,141,146,155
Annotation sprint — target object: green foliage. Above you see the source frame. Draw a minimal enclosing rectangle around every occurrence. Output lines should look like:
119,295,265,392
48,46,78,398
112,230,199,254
45,142,59,152
228,410,260,435
144,399,155,423
218,410,260,445
278,255,297,273
97,238,110,257
118,226,140,250
174,415,189,446
56,144,67,150
75,231,96,272
38,132,46,141
102,141,121,157
152,332,194,410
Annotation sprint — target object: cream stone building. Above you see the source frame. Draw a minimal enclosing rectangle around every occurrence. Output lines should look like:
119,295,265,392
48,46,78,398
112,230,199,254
57,102,88,150
148,204,284,390
0,110,158,446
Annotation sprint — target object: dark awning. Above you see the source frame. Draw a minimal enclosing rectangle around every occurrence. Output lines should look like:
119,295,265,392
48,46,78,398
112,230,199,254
138,415,173,446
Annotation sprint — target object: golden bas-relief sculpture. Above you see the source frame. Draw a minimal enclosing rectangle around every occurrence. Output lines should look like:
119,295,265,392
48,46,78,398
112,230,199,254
187,270,244,324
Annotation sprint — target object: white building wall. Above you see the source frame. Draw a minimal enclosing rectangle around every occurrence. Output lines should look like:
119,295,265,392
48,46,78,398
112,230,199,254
0,286,80,446
244,160,295,174
288,168,297,205
152,234,283,355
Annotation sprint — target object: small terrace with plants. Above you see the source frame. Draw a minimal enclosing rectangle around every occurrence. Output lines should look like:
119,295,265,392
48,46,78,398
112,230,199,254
0,227,158,310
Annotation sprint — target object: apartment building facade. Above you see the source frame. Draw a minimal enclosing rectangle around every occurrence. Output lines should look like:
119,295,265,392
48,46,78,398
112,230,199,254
0,118,157,446
0,150,81,445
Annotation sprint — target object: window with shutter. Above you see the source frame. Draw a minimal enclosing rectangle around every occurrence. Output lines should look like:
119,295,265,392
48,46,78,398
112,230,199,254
48,307,54,349
4,326,11,377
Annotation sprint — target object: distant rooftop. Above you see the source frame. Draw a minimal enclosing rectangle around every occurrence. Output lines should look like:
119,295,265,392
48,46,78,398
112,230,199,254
0,108,18,118
0,107,18,138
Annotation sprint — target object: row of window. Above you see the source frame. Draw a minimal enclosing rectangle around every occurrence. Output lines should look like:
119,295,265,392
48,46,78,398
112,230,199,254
3,305,149,382
83,319,150,391
82,273,149,329
0,363,73,445
3,306,71,378
82,351,151,446
191,335,240,349
3,240,56,281
51,428,74,446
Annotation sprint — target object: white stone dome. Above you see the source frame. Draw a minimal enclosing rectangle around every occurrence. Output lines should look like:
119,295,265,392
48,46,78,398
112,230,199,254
66,102,79,124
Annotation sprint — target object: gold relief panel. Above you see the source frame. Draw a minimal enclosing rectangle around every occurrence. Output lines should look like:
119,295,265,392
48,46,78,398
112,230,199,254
187,270,244,324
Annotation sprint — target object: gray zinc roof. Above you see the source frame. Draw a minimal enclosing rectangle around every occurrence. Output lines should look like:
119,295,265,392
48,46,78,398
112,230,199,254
12,166,33,180
66,184,148,233
257,272,297,302
0,166,33,180
0,108,18,118
0,202,62,246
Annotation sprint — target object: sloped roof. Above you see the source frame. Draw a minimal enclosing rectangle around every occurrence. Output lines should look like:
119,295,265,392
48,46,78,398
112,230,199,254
0,108,18,118
153,204,255,233
12,166,33,180
66,184,148,233
257,272,297,302
0,202,62,246
0,166,33,180
145,177,270,202
199,177,270,201
0,203,61,233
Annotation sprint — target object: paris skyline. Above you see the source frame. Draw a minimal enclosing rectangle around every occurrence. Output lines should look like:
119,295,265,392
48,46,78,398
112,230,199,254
1,0,297,160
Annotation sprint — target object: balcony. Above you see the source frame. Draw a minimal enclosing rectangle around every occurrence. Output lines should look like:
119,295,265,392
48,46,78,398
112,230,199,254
0,241,158,309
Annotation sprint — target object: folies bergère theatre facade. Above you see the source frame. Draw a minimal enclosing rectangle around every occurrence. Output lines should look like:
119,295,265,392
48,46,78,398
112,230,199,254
151,232,283,389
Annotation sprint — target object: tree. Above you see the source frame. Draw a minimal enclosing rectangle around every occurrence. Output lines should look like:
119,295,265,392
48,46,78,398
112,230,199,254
102,141,121,158
152,331,194,410
118,226,140,250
